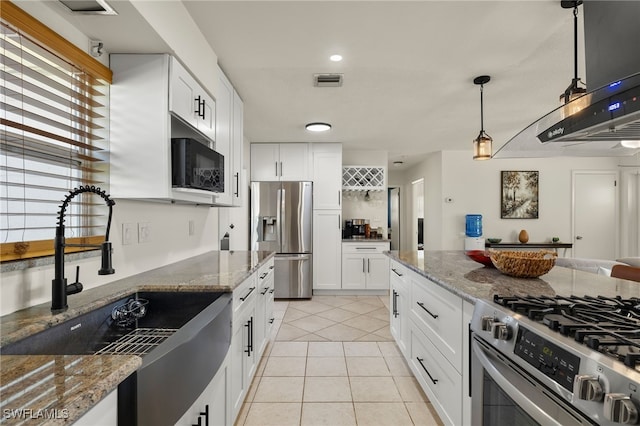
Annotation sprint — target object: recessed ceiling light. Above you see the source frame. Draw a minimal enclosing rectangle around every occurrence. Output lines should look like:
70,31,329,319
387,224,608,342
393,161,404,167
329,54,343,62
305,122,332,132
621,140,640,149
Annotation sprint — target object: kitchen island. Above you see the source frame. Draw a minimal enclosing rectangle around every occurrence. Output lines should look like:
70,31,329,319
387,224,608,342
386,250,640,426
0,250,275,425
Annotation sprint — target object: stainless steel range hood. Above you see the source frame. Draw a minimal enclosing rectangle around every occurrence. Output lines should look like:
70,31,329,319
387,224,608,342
494,1,640,158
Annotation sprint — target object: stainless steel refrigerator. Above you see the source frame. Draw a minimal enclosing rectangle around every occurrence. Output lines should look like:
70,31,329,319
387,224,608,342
250,181,313,298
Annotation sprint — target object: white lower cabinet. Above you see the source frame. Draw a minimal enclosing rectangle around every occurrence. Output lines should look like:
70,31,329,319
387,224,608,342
229,258,274,424
409,325,462,426
176,352,230,426
389,259,472,426
313,210,342,291
389,261,409,355
342,242,390,290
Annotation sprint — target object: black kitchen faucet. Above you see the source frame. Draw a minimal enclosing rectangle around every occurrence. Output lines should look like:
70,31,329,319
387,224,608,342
51,185,116,313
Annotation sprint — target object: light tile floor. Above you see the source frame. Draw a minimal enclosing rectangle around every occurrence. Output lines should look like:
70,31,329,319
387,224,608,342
234,295,444,426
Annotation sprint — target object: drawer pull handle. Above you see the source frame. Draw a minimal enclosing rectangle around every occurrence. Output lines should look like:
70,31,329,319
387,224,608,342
261,287,270,295
269,318,275,324
356,247,377,250
416,302,438,319
240,287,256,301
416,357,438,385
260,272,268,279
269,288,275,294
391,268,403,277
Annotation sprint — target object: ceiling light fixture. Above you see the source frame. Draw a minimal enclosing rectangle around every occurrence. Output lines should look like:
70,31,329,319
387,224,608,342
473,75,492,161
329,54,343,62
559,1,586,107
393,161,404,167
621,140,640,149
305,122,332,132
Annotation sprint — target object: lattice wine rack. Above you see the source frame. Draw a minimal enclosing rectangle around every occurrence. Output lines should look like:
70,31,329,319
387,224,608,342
342,166,385,191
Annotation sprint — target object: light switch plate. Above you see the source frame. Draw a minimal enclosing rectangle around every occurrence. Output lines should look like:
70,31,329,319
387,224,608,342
138,222,151,243
122,223,136,245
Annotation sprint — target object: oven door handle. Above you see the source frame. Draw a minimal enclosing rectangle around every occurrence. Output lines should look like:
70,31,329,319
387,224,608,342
472,339,563,426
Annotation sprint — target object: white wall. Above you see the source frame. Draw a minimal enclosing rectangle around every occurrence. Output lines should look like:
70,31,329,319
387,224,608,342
396,150,633,254
0,1,223,315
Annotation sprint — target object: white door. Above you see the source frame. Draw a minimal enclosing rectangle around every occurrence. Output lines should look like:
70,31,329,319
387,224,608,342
250,144,279,181
312,210,342,290
341,255,367,289
573,171,618,259
366,254,390,289
279,143,310,181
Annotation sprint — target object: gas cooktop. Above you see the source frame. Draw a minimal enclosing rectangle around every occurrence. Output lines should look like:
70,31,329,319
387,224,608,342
493,294,640,369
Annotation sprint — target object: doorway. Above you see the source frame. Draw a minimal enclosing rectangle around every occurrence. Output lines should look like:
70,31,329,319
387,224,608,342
388,187,400,250
572,171,619,259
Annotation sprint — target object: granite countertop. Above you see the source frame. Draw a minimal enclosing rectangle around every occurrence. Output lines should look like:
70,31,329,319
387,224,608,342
387,250,640,304
0,250,274,424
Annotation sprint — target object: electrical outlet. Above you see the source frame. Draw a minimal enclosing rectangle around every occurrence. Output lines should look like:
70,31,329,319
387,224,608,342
122,223,136,245
188,220,195,236
138,222,151,243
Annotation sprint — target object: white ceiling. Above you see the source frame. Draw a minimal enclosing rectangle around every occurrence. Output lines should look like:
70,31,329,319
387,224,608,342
44,0,586,169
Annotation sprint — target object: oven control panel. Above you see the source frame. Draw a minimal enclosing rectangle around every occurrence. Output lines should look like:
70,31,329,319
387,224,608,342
514,326,581,392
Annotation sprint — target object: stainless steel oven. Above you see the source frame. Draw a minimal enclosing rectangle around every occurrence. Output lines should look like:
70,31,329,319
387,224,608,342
470,296,640,426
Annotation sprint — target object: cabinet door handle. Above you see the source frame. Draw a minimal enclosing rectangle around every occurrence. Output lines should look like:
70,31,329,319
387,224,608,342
234,172,239,197
338,214,341,229
338,190,341,206
392,290,398,317
245,317,253,356
192,416,202,426
280,161,283,177
367,258,370,273
261,287,270,295
362,258,366,273
200,405,209,426
416,357,439,384
275,161,278,177
392,268,403,277
269,318,275,324
269,288,275,294
240,286,256,301
194,96,205,119
416,301,439,319
260,272,268,279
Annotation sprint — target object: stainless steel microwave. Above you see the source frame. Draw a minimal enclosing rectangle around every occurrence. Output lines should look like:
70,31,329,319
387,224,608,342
171,138,224,193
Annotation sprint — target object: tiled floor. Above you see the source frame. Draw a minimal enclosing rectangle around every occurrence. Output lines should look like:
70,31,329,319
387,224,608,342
234,295,445,426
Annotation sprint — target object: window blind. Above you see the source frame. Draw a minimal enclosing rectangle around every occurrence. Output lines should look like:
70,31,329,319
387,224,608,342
0,4,111,261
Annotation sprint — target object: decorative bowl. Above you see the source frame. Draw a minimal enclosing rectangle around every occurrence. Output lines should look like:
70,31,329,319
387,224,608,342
465,250,495,267
488,249,557,278
487,238,502,244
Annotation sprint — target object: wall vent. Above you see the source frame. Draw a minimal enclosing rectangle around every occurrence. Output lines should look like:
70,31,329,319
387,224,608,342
314,74,343,87
59,0,117,15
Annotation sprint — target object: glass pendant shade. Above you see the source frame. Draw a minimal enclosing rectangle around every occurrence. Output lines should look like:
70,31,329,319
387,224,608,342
473,131,492,160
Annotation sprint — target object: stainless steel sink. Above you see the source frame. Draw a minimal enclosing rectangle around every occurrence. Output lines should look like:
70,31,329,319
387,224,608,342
2,290,233,426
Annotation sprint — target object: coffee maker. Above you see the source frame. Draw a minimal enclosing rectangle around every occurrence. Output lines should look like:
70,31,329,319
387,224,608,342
344,219,369,239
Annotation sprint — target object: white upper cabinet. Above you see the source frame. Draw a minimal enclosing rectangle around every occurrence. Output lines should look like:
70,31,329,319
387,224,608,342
232,91,244,206
110,54,220,205
312,143,342,210
251,143,311,181
170,57,216,143
215,67,234,206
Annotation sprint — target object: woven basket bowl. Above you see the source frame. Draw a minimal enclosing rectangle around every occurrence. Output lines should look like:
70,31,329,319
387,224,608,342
488,249,558,278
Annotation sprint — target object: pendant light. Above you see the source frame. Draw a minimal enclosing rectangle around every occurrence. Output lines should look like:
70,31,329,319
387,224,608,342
473,75,492,161
559,1,586,106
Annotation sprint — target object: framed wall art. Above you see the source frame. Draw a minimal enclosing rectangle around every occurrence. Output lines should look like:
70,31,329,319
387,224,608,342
501,171,539,219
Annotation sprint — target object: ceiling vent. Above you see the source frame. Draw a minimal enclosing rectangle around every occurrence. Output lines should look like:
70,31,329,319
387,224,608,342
58,0,117,15
314,74,343,87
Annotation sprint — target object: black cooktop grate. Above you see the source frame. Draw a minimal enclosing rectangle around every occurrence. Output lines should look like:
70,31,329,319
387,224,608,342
494,294,640,368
